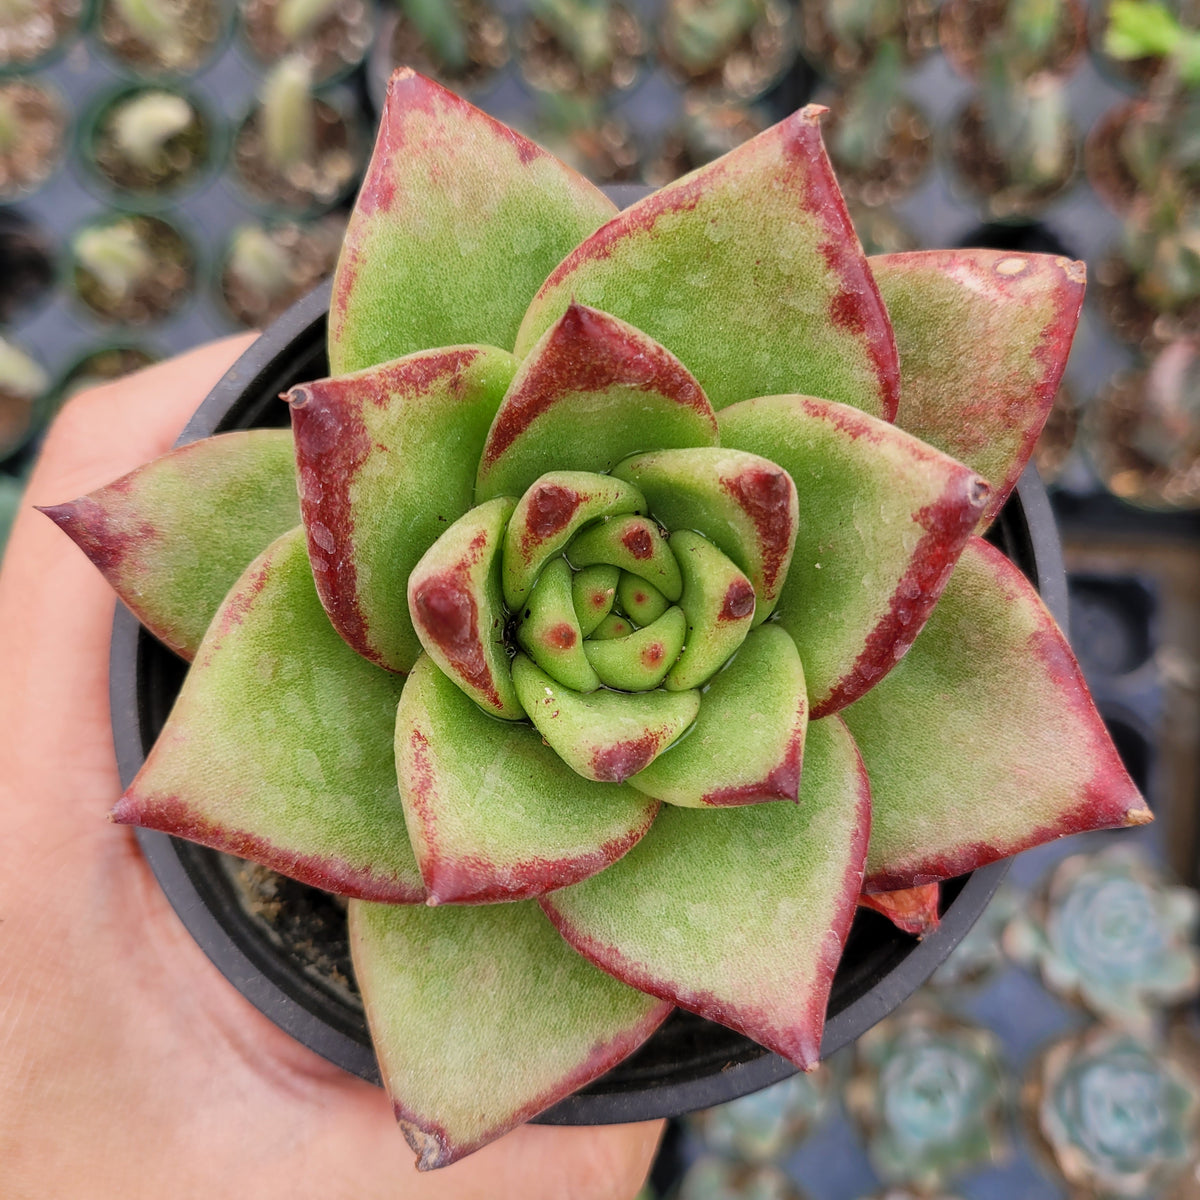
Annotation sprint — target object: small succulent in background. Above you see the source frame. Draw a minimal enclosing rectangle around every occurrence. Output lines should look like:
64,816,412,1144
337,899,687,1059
89,87,214,199
951,58,1078,218
800,0,938,78
941,0,1086,81
518,0,645,96
1106,0,1200,84
657,0,795,101
0,335,48,460
219,216,345,328
676,1158,809,1200
846,1008,1009,1191
643,93,767,186
97,0,226,75
71,214,195,324
1031,1027,1200,1198
233,54,363,211
929,884,1023,993
240,0,374,84
519,93,640,183
0,0,84,68
825,39,931,207
687,1068,835,1162
0,78,66,200
383,0,509,96
1005,847,1200,1030
46,71,1148,1170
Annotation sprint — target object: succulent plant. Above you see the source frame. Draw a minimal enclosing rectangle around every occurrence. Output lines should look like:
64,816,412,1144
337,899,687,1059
1004,847,1200,1030
676,1158,808,1200
43,71,1149,1169
687,1068,834,1161
846,1008,1009,1190
929,881,1022,992
1033,1027,1200,1198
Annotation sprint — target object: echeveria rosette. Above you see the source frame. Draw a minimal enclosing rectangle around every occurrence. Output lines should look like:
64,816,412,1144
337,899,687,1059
41,68,1152,1170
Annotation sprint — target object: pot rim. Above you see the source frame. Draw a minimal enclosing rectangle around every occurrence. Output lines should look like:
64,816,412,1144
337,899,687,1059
110,278,1065,1125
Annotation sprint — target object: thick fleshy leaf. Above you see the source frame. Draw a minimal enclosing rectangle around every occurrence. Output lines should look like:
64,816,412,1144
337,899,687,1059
408,496,523,718
616,572,669,625
572,564,618,635
859,885,941,938
502,471,645,610
511,653,700,782
872,249,1085,527
516,105,899,418
665,530,755,691
475,303,717,502
542,716,870,1069
844,538,1152,892
394,654,659,903
39,431,298,661
516,556,599,693
113,528,423,902
288,345,517,674
567,514,683,602
612,448,797,624
719,395,990,715
328,69,616,374
350,898,672,1169
584,606,687,691
593,613,634,640
630,624,807,807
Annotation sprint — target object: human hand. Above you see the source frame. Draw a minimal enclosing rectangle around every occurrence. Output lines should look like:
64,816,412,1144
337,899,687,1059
0,336,663,1200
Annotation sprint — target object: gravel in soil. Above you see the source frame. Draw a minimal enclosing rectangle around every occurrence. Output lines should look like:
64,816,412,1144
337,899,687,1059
0,79,66,200
241,0,373,85
384,0,509,95
517,3,645,97
1094,249,1200,352
96,0,227,76
0,0,84,68
798,0,937,79
939,0,1086,81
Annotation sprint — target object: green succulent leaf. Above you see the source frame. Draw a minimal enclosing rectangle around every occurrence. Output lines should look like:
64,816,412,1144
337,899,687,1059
584,606,687,691
474,303,718,502
612,448,797,624
542,716,870,1068
616,572,669,625
567,514,683,602
350,897,672,1169
630,624,808,807
288,345,517,674
328,70,616,374
39,431,299,661
592,613,634,640
516,106,899,418
394,654,659,903
719,395,989,715
113,528,423,902
844,538,1152,891
872,249,1085,528
502,471,645,610
511,653,700,782
571,563,619,635
665,530,755,691
408,496,524,718
516,555,600,693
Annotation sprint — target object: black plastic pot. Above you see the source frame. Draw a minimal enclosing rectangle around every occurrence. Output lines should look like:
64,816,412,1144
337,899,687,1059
109,279,1068,1125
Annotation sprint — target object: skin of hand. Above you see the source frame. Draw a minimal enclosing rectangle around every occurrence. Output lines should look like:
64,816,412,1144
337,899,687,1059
0,335,663,1200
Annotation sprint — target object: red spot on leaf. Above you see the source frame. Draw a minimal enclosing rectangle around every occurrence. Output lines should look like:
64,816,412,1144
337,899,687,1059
721,466,796,595
641,642,664,668
522,483,582,550
545,622,578,650
590,590,610,609
622,524,654,560
718,578,756,622
814,472,990,717
592,733,661,783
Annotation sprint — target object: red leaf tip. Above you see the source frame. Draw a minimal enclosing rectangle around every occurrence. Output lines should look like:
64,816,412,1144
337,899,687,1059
284,385,312,409
34,501,78,529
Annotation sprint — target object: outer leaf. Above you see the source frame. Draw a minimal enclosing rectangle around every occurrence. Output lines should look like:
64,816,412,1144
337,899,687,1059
719,395,989,715
511,653,700,782
475,303,718,502
329,69,616,374
288,344,517,674
612,448,797,624
39,431,298,661
395,654,659,904
859,885,941,938
516,106,899,418
630,624,807,807
844,538,1152,892
872,249,1085,527
542,716,870,1069
408,496,523,718
350,898,672,1169
113,528,423,902
502,471,645,609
